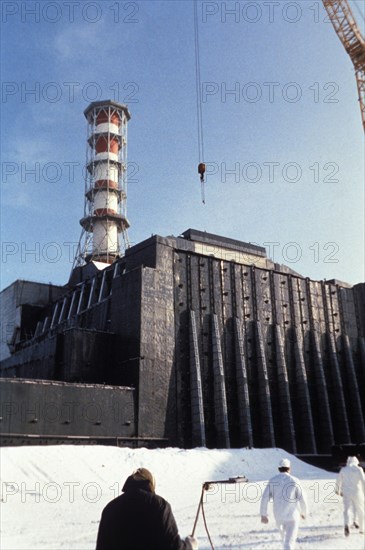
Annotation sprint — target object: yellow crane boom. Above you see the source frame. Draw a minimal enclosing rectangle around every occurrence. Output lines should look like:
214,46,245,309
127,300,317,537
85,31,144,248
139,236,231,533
322,0,365,131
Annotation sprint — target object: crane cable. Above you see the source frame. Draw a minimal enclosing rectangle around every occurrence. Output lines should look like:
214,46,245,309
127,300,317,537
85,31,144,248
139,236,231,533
193,0,206,204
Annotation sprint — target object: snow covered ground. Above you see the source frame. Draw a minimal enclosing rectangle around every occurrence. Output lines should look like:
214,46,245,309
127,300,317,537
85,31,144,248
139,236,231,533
0,446,364,549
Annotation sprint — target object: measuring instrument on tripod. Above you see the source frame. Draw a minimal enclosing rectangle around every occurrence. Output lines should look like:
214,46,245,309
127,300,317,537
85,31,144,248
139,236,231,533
191,476,249,549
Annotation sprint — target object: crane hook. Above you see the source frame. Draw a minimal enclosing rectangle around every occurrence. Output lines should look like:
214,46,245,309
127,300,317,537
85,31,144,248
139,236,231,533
198,163,206,204
198,162,206,183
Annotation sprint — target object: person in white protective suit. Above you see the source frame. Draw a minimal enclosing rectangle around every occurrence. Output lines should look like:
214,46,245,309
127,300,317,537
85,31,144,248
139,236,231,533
336,456,365,537
260,458,307,550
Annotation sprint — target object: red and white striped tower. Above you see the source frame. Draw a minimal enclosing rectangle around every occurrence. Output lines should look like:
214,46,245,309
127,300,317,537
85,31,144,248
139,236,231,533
76,100,131,265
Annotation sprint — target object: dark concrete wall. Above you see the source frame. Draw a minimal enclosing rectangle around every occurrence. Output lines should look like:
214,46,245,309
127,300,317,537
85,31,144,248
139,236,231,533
0,280,64,361
0,329,116,385
139,264,176,441
0,378,135,438
171,249,365,451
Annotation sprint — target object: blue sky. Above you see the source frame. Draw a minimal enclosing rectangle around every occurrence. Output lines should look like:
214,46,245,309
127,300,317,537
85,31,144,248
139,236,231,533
1,0,364,290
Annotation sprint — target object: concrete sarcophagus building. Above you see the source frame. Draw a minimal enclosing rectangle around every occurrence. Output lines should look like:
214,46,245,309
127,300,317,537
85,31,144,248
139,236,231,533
1,228,364,453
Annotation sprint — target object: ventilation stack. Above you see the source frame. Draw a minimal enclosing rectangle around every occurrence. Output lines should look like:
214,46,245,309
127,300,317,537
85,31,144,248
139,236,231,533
76,100,131,266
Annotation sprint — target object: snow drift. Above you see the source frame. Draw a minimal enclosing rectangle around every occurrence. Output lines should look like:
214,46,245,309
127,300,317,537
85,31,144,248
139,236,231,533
1,446,364,549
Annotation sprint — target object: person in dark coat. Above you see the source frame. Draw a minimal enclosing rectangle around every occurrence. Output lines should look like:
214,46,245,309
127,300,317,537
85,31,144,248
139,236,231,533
96,467,198,550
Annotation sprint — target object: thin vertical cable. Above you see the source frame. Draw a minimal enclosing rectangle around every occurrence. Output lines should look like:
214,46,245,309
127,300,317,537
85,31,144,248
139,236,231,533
194,1,206,203
194,0,204,162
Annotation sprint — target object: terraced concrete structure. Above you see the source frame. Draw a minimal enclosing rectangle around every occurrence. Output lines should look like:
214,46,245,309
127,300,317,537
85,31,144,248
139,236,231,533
1,229,364,452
